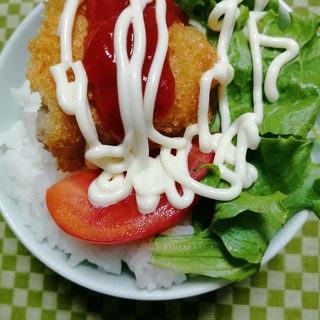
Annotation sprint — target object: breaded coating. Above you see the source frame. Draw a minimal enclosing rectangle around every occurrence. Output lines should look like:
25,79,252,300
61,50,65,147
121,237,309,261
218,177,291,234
27,0,115,171
154,23,217,136
27,0,88,172
27,0,217,172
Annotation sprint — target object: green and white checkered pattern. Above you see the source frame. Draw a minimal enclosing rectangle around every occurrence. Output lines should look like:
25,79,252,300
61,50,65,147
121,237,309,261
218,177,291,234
0,0,41,51
289,0,320,15
1,214,319,319
1,1,320,319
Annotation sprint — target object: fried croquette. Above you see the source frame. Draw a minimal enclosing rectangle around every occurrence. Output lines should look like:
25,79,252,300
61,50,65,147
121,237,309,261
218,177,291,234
27,0,217,172
155,22,217,136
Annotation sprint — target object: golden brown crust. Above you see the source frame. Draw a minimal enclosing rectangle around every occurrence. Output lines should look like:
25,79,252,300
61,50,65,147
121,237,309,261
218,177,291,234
154,23,217,136
27,0,88,171
27,0,217,172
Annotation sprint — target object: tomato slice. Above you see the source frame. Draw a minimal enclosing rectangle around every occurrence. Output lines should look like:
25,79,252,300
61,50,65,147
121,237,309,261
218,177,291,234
46,141,214,243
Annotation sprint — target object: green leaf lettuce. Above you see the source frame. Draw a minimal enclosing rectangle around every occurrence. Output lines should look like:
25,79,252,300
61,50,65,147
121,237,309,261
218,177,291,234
151,1,320,281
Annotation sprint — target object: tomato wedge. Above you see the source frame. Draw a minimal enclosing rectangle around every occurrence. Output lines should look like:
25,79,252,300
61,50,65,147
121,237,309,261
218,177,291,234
46,141,214,243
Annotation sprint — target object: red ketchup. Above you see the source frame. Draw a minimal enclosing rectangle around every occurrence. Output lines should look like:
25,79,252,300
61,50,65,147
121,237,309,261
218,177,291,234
83,0,186,142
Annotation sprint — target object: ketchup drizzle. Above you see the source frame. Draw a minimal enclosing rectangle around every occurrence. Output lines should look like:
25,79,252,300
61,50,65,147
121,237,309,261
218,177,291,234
83,0,186,142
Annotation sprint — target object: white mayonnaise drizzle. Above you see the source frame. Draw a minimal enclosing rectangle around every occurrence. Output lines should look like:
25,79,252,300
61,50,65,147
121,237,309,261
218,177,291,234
50,0,299,213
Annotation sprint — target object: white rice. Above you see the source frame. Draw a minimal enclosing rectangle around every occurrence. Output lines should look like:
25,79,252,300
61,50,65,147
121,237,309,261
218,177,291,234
0,81,191,291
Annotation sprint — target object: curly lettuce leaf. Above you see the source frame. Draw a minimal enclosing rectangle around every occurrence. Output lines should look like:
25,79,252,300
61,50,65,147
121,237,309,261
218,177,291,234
151,2,320,281
212,136,320,263
227,9,320,137
175,0,217,25
151,229,259,280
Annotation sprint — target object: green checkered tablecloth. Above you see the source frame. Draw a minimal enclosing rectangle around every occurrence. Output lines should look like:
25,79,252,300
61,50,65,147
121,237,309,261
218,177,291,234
1,1,320,319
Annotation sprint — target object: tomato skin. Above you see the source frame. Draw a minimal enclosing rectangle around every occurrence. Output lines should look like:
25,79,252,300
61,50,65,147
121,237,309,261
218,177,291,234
46,141,214,244
47,172,195,243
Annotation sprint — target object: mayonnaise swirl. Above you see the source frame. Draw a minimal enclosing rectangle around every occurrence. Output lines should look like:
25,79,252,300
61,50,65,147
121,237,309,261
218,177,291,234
50,0,299,213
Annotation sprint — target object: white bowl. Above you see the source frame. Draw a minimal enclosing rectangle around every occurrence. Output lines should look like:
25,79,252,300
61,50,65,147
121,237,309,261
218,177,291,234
0,1,311,300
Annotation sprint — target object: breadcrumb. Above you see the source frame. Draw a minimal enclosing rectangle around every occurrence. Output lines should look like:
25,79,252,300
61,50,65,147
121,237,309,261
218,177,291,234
27,0,217,172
